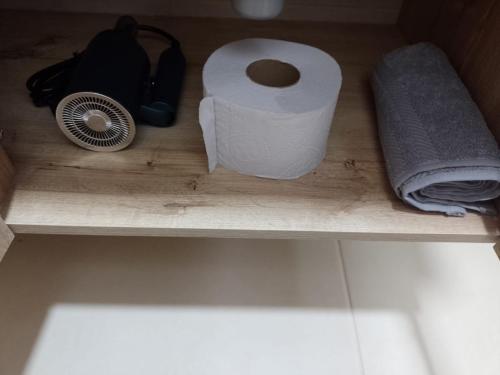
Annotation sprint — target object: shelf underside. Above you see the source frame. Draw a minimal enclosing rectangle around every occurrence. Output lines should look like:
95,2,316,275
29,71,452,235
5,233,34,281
0,10,498,241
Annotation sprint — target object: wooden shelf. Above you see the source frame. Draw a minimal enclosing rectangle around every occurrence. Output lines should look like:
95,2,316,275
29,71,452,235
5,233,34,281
0,10,498,241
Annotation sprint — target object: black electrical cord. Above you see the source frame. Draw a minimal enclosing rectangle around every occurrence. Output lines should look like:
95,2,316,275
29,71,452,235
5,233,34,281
26,23,180,110
137,24,180,47
26,53,82,108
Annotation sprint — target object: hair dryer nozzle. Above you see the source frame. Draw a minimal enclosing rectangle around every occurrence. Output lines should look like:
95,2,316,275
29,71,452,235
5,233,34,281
141,43,186,127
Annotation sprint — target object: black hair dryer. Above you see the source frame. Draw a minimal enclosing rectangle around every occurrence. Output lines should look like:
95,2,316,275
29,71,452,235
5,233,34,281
27,16,186,151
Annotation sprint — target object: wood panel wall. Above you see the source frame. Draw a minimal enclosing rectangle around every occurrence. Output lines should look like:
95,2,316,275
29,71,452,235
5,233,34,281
399,0,500,141
0,146,14,260
0,0,403,24
0,145,13,208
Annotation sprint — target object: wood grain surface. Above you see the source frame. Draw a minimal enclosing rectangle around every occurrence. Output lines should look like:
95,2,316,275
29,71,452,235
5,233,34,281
0,0,404,24
0,146,13,206
398,0,444,42
0,146,14,259
0,10,498,241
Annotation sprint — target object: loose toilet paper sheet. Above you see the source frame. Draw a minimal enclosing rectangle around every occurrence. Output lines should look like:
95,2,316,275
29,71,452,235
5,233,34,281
199,38,342,179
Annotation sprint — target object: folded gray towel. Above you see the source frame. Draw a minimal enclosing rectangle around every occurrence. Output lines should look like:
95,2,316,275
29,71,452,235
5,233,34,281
372,43,500,216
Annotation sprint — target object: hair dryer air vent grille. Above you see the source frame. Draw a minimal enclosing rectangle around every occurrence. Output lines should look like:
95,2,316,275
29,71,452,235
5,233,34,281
56,92,136,151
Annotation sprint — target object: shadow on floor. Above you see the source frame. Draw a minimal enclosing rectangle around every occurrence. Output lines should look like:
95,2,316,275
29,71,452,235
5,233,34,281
0,234,441,375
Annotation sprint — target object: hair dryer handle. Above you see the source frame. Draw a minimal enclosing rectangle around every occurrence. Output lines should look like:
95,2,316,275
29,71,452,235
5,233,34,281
141,43,186,127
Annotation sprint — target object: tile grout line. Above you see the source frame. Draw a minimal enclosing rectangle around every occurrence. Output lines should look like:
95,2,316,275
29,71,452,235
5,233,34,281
337,239,367,375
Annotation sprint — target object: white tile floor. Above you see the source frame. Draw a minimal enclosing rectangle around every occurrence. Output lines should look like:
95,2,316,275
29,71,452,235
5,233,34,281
0,236,499,375
341,241,500,375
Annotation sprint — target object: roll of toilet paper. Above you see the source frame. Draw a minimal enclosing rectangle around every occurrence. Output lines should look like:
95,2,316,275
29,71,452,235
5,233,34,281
199,38,342,179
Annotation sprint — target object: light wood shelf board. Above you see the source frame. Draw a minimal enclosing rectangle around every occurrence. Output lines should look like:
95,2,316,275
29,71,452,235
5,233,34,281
0,11,498,241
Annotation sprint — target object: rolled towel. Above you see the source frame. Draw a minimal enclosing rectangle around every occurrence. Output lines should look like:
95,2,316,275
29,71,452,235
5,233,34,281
372,43,500,216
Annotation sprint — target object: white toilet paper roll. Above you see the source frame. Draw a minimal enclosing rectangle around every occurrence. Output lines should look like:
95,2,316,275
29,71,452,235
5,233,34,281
199,38,342,179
